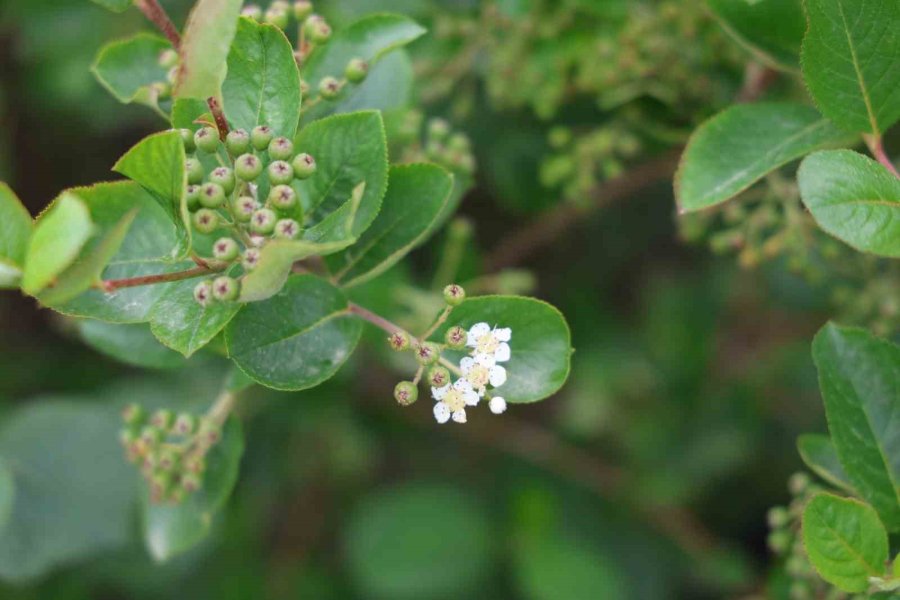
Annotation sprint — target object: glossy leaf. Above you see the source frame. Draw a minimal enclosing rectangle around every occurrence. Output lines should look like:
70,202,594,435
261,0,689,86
802,493,888,592
329,164,454,288
675,103,849,212
79,320,186,369
798,434,856,493
429,296,572,403
226,275,361,391
21,193,93,295
143,417,243,562
707,0,804,70
801,0,900,135
812,323,900,530
222,17,301,139
92,34,171,113
0,182,33,289
799,150,900,257
175,0,242,100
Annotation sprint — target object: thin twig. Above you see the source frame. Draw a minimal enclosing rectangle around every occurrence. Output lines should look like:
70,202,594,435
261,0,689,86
865,134,900,179
101,264,221,292
207,390,237,427
348,302,410,338
735,63,778,103
134,0,181,49
207,97,229,140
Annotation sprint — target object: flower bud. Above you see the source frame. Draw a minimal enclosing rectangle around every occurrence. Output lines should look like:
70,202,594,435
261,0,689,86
427,366,450,388
241,4,263,20
251,125,274,151
158,49,178,68
428,118,450,141
414,341,441,366
210,166,235,194
275,218,300,239
243,248,261,270
268,184,297,210
233,196,258,222
226,128,251,155
185,157,204,184
344,58,369,83
250,208,277,234
179,128,196,152
181,473,203,494
291,153,316,179
151,409,174,430
194,126,219,153
213,237,240,261
173,413,197,436
185,184,201,211
194,279,213,306
489,396,507,414
442,283,465,306
264,6,289,29
318,76,342,99
293,0,313,19
394,381,418,406
193,209,220,234
267,160,293,185
235,153,263,181
212,276,240,301
445,325,466,349
268,136,294,160
388,331,409,351
304,15,332,43
199,182,226,208
122,402,146,426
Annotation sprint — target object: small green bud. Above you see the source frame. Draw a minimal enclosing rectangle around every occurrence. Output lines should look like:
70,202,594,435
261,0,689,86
268,136,294,160
140,425,162,447
442,283,465,306
242,248,261,270
158,49,178,68
268,184,297,210
173,413,197,435
388,331,410,351
235,153,263,181
185,157,204,184
179,128,196,152
318,76,342,99
122,403,145,426
185,184,201,211
394,381,418,406
194,126,219,153
251,125,274,151
181,473,203,494
233,196,258,222
264,6,289,29
151,409,174,430
209,166,235,194
427,366,450,388
193,209,220,233
344,58,369,83
198,418,222,447
445,325,466,349
414,341,441,366
212,237,240,261
267,160,294,185
199,182,226,208
250,208,277,234
157,447,180,471
226,128,251,155
194,279,213,306
305,15,332,43
241,4,262,20
274,218,300,239
291,153,317,179
293,0,313,19
428,118,450,141
212,276,240,301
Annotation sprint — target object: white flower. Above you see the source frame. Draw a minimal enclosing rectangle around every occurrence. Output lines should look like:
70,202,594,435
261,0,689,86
460,355,507,396
431,378,479,424
489,397,507,415
466,322,511,363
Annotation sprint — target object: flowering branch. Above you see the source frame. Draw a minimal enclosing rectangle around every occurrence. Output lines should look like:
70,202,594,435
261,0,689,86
134,0,181,49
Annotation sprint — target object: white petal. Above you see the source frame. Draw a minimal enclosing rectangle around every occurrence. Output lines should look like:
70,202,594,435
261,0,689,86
494,342,511,362
474,353,496,368
467,322,490,346
453,378,474,393
460,356,475,373
433,402,451,423
463,389,480,406
489,365,507,387
432,384,450,400
489,397,507,414
494,327,511,342
451,409,467,423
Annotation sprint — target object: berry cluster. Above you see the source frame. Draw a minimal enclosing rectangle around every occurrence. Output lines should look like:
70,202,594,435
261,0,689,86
119,403,222,504
394,113,475,176
179,122,317,306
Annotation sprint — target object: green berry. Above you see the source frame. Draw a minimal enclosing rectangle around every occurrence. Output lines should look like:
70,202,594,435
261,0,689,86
194,279,213,306
264,6,289,29
251,125,274,151
242,248,261,270
268,185,297,210
414,342,440,366
428,118,450,141
185,158,204,184
445,325,466,349
318,76,342,99
211,276,240,301
140,425,162,447
122,403,145,426
185,184,201,211
210,166,235,194
181,473,203,494
194,126,219,153
173,413,196,435
788,472,811,496
388,331,410,351
274,218,300,239
179,128,196,152
199,183,225,208
193,209,220,233
394,381,418,406
304,15,331,43
226,129,250,155
344,58,369,83
293,0,313,19
158,49,178,68
268,136,294,160
197,418,222,447
151,409,174,430
157,447,180,471
250,208,277,234
212,237,240,261
233,196,258,222
149,471,173,503
267,160,294,185
241,4,262,20
428,366,450,388
235,153,263,181
184,455,206,474
292,153,316,179
767,506,790,529
443,283,465,306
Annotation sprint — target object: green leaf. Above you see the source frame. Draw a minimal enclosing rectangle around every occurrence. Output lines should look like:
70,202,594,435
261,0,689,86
89,0,130,12
799,150,900,257
707,0,804,70
222,17,301,139
175,0,242,100
78,320,187,369
344,483,492,599
513,534,624,600
114,130,190,257
143,417,243,562
0,401,136,582
802,493,888,592
428,296,572,404
0,460,13,533
92,34,171,114
812,323,900,530
171,97,211,130
801,0,900,135
675,103,849,212
0,182,33,289
798,433,856,493
226,275,361,391
329,164,454,288
21,193,94,295
293,111,388,241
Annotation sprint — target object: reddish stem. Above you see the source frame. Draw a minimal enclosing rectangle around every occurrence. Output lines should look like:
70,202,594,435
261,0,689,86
101,265,216,293
134,0,181,49
348,302,409,336
207,97,230,140
865,134,900,179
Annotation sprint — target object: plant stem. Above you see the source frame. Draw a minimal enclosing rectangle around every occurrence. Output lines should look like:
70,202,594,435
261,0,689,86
348,302,411,338
421,306,451,341
865,134,900,179
207,97,229,140
101,264,222,292
134,0,181,49
207,390,237,427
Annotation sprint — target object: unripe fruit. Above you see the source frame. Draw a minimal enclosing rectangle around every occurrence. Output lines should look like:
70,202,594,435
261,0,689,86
428,118,450,141
140,425,162,447
212,276,240,301
194,279,213,306
173,413,196,435
185,184,201,211
394,381,418,406
251,125,273,151
233,196,258,222
179,128,196,152
212,237,240,261
241,4,262,20
345,58,369,83
250,208,277,234
194,126,219,153
388,331,410,351
443,283,465,306
199,183,226,208
198,418,222,446
414,341,441,366
122,403,145,426
242,248,261,270
445,326,467,349
447,133,470,153
274,218,300,239
157,447,180,471
151,409,174,430
185,158,204,184
210,166,235,194
293,0,313,20
226,129,251,155
193,209,219,233
264,6,289,29
158,49,178,68
235,153,263,181
268,136,294,160
268,184,297,210
304,15,331,43
292,153,316,179
184,455,206,474
318,76,342,99
428,366,450,388
181,473,203,494
268,160,294,185
767,506,790,529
